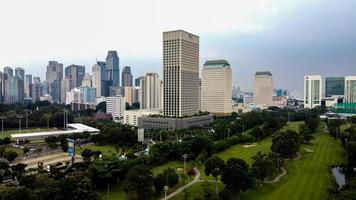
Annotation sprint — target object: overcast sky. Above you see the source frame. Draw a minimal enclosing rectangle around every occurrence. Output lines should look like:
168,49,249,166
0,0,355,92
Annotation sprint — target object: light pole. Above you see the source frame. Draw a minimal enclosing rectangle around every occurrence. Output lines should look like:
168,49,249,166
0,116,6,134
183,154,188,174
17,115,24,134
164,185,169,200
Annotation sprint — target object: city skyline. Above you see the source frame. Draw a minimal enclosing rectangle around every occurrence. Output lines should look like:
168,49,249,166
1,0,355,92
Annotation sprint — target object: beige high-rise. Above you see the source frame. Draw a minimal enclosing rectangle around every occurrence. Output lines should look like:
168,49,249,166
163,30,199,117
139,73,161,110
345,76,356,103
253,71,273,108
92,64,101,97
201,60,232,115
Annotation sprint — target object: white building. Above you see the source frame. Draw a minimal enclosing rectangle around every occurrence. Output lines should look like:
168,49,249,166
139,73,162,110
92,64,101,97
345,76,356,103
163,30,199,117
304,75,322,108
40,94,53,103
253,71,273,109
201,60,232,115
106,96,126,121
123,109,162,126
81,73,92,87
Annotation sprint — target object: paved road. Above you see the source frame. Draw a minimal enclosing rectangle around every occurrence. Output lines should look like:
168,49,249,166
161,167,200,200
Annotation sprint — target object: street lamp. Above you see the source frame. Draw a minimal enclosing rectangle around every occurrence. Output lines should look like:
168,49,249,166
183,154,188,174
164,185,169,200
0,116,6,134
17,115,24,134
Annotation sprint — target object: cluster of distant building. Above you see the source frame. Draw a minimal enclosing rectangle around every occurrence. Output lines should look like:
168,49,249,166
303,75,356,115
1,29,355,131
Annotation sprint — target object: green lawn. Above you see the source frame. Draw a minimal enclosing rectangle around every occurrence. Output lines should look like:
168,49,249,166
76,145,117,157
241,123,346,200
172,121,346,200
0,128,55,139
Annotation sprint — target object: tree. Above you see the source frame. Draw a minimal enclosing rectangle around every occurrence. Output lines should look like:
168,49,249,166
81,149,93,163
251,152,272,186
0,146,5,158
221,158,254,196
96,101,107,112
271,130,301,158
1,137,11,145
4,150,18,162
205,156,225,194
45,136,58,150
125,165,154,199
59,135,68,152
298,124,314,144
351,116,356,124
163,168,179,187
153,174,166,194
0,186,35,200
190,136,213,158
23,146,30,155
11,163,27,174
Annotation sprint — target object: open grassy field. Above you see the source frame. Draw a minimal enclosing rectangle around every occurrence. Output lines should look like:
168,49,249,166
0,128,55,139
172,121,345,200
76,145,117,157
241,123,346,200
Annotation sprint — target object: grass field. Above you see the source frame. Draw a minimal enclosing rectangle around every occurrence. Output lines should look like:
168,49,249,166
76,145,117,157
0,128,55,139
171,122,345,200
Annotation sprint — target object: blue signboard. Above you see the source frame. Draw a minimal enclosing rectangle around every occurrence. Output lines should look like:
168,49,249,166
67,139,75,157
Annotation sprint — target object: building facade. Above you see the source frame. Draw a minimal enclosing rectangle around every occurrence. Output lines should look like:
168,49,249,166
106,96,126,121
304,75,322,108
345,76,356,103
121,66,133,87
65,64,85,88
139,73,162,110
253,71,273,108
92,64,102,97
106,51,120,87
201,60,232,115
61,76,72,104
81,73,92,87
123,109,161,126
25,74,32,98
325,77,345,97
46,61,63,102
163,30,199,117
4,76,24,104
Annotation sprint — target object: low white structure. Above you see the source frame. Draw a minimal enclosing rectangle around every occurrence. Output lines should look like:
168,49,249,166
11,123,100,140
124,109,162,126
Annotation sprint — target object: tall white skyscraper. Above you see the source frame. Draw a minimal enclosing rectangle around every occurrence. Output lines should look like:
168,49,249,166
253,71,273,108
92,64,101,97
25,74,32,98
345,76,356,103
139,73,162,110
201,60,232,115
163,30,199,117
304,75,322,108
106,96,126,121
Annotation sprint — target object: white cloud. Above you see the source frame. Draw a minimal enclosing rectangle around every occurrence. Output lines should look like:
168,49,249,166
0,0,301,77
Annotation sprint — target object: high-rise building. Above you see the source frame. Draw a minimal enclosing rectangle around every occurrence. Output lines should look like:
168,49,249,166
46,61,63,102
92,64,102,97
325,77,345,97
4,76,24,104
345,76,356,103
253,71,273,108
79,87,97,103
139,73,162,110
201,60,232,115
106,51,120,87
25,74,32,98
33,77,41,84
163,30,199,117
61,76,72,104
124,87,134,105
81,73,92,87
135,76,143,87
15,67,25,81
304,75,322,108
106,96,125,121
121,66,133,87
97,61,110,97
3,67,13,77
65,64,85,88
31,83,42,103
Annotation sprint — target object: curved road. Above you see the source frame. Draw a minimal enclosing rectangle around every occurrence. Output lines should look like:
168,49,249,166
160,167,200,200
